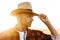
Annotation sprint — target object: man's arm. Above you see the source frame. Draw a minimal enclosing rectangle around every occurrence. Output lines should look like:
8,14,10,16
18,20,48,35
43,20,58,36
37,13,58,36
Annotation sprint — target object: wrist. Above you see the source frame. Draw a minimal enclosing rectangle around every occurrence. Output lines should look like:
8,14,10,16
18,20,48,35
43,20,50,24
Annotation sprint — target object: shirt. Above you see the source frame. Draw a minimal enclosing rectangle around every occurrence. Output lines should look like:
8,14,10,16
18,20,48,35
19,32,25,40
19,31,60,40
19,31,26,40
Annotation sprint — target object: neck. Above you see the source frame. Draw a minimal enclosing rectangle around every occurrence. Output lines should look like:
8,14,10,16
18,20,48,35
15,23,28,32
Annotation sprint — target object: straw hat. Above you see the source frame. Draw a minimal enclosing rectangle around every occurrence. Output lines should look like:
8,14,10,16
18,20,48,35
18,2,32,9
10,2,37,16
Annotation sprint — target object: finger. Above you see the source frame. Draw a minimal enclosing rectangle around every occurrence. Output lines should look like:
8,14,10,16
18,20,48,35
41,14,47,18
33,13,39,16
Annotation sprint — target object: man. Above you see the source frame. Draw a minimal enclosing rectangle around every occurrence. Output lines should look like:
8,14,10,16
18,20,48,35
0,2,59,40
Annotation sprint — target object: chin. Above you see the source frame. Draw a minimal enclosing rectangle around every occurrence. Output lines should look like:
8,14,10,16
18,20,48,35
28,25,31,27
25,23,31,27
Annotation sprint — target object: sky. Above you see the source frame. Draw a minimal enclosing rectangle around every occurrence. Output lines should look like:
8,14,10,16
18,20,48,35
0,0,60,32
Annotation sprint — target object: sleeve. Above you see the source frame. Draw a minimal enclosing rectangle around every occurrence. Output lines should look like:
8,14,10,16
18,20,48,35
51,35,60,40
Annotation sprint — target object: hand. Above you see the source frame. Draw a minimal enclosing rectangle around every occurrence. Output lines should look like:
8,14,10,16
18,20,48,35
38,13,49,23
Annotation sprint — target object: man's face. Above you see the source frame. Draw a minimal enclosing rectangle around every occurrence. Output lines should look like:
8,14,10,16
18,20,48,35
17,13,33,28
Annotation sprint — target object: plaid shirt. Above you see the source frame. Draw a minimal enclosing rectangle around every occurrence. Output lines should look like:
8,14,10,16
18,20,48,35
26,29,52,40
0,29,52,40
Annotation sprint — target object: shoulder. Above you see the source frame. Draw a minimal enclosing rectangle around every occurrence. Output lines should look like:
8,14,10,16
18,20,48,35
0,27,19,40
1,27,19,37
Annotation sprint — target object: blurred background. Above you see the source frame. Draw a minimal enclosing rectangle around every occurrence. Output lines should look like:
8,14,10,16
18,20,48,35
0,0,60,34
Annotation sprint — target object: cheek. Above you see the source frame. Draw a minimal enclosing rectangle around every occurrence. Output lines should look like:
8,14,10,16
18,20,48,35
21,18,27,24
21,18,31,24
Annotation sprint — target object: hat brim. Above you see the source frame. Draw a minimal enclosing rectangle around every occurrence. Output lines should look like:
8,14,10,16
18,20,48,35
10,9,38,16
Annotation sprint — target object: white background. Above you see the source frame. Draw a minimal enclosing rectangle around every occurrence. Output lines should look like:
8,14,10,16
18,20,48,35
0,0,60,31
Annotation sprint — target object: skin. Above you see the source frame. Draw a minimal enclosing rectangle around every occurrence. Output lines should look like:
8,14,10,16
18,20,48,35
0,12,58,40
38,14,58,36
15,13,33,32
15,13,58,36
